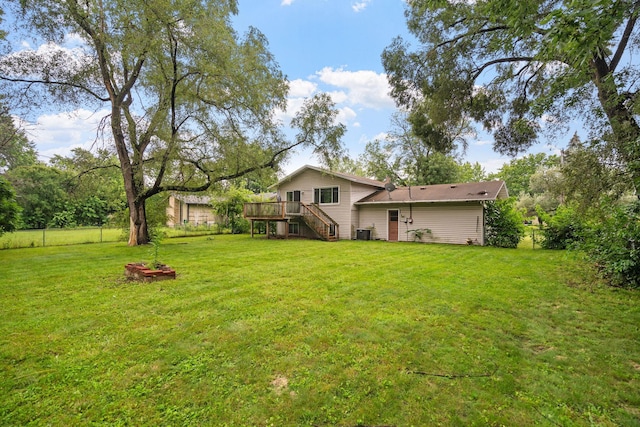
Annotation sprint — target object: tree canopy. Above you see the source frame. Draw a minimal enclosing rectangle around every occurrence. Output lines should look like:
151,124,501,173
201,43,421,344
0,0,344,245
0,175,20,235
357,112,485,185
383,0,640,192
0,101,37,171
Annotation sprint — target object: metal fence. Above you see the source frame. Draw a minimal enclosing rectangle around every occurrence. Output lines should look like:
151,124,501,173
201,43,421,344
0,225,223,250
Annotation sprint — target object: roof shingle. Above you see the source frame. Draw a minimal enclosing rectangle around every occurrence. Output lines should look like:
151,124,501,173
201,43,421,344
356,181,508,204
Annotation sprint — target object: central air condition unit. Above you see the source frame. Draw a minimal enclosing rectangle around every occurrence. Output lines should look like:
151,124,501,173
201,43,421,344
356,228,371,240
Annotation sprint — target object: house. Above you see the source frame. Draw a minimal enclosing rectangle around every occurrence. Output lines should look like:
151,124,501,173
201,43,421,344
166,194,216,227
243,165,509,245
167,192,277,228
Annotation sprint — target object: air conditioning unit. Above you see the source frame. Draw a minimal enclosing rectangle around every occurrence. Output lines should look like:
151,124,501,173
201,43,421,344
356,228,371,240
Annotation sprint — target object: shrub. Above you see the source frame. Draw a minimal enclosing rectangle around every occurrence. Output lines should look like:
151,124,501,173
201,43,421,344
484,198,524,248
579,200,640,288
0,176,21,235
539,204,584,250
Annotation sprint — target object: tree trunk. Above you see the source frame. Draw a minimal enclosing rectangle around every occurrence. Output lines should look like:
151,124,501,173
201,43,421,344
110,106,151,246
128,199,150,246
592,56,640,195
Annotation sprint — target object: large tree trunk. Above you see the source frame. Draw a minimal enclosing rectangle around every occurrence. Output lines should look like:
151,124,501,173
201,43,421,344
110,106,152,246
592,56,640,195
128,199,150,246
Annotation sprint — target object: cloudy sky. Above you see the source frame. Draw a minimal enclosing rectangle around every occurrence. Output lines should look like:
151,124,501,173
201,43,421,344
7,0,567,175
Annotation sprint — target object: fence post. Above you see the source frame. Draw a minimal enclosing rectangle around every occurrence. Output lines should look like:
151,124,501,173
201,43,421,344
532,229,535,249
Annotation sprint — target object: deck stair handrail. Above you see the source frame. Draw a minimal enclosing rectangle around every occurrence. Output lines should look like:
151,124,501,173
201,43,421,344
300,202,339,241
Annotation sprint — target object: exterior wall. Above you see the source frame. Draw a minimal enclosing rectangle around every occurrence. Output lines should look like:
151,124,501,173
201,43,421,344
347,182,380,239
184,205,215,225
358,202,485,245
166,196,216,227
277,169,378,240
167,197,178,227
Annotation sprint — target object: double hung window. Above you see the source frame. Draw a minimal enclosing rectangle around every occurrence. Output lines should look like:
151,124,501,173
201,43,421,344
313,186,339,204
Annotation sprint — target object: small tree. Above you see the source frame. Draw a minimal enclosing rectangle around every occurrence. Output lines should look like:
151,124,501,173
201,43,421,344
7,164,73,229
579,200,640,288
484,199,524,248
539,204,584,250
212,186,253,234
0,175,20,235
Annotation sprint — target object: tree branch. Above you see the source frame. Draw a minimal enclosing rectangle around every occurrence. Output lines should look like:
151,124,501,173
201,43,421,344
436,25,510,50
610,1,640,72
472,57,535,80
0,76,110,102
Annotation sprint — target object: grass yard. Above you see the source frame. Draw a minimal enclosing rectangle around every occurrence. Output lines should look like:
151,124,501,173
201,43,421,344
1,235,639,426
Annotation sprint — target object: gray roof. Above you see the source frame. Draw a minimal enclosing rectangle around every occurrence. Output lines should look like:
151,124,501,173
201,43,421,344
172,194,212,205
272,165,386,189
355,181,509,205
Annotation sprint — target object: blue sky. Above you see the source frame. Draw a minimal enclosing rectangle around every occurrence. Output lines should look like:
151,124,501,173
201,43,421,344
231,0,567,174
7,0,569,176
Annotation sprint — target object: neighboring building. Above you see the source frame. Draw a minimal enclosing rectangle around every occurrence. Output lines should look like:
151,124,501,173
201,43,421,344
166,194,215,227
243,165,509,245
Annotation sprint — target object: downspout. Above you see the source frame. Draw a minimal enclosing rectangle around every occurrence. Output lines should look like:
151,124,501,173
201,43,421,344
481,202,486,246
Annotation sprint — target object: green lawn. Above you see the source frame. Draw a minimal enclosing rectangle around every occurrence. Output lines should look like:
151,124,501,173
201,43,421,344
1,235,639,426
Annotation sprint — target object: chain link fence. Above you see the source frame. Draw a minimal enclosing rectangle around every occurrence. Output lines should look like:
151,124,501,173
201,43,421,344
0,225,223,249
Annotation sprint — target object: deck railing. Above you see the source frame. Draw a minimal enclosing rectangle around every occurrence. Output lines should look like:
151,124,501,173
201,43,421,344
243,202,286,219
244,201,339,241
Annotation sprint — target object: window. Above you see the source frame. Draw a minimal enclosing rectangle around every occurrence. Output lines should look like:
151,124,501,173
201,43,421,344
313,186,339,204
286,190,300,202
288,222,299,235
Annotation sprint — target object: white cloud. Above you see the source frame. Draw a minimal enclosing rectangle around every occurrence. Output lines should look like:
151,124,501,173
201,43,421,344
23,109,110,161
281,0,295,5
352,0,372,12
474,139,492,146
315,67,394,109
336,106,357,125
480,158,508,174
63,32,86,46
288,79,318,97
358,132,389,145
326,90,349,105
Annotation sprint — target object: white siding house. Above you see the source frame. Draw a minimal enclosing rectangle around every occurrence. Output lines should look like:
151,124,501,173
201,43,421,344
244,165,509,245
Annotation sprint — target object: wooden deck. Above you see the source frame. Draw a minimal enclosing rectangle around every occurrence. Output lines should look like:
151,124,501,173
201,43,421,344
243,202,339,241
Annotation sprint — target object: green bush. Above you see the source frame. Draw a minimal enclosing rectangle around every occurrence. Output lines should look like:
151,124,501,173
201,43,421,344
0,176,21,235
484,198,524,248
539,204,584,250
580,201,640,288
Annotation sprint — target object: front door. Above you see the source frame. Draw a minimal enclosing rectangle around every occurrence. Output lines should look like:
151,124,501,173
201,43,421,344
388,209,399,241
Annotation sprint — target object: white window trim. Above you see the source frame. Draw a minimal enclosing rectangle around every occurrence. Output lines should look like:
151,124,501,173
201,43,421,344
288,222,300,235
313,185,340,205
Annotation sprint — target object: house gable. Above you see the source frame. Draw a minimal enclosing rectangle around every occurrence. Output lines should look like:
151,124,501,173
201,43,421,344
271,165,385,239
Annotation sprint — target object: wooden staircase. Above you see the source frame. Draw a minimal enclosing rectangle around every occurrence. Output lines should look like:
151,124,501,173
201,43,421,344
300,203,339,241
243,201,339,241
